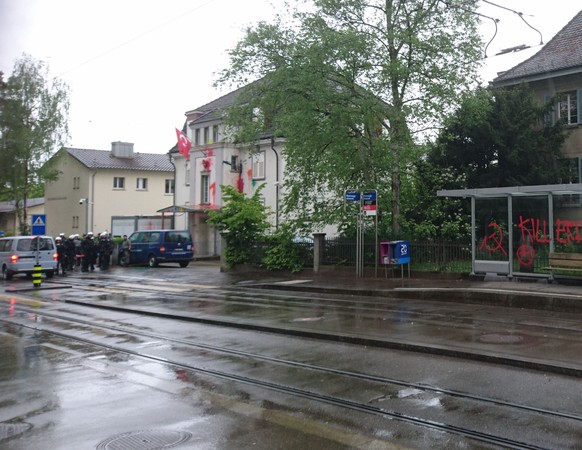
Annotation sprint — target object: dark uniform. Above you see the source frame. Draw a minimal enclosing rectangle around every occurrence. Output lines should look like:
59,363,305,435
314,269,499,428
81,232,96,272
98,232,113,270
55,236,67,275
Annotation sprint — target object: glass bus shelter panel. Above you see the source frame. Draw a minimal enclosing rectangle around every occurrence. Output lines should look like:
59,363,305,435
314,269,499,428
475,197,509,262
512,195,550,274
553,193,582,253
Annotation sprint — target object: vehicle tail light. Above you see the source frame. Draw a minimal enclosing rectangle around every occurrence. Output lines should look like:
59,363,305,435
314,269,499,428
160,246,166,253
53,253,58,261
10,254,18,263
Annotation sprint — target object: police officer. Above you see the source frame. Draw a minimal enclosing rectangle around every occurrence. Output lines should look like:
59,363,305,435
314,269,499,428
81,232,96,272
55,236,68,275
98,231,113,270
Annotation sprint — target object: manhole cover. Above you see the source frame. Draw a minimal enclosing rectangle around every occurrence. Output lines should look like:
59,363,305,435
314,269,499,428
97,430,192,450
0,422,32,441
479,333,524,344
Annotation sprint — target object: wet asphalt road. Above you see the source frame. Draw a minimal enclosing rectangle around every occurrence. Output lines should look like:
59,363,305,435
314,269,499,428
2,262,582,449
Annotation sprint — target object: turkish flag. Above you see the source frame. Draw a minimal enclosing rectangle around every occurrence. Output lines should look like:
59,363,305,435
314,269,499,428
175,128,191,160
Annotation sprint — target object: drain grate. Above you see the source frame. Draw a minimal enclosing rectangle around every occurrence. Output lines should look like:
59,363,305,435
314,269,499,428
97,430,192,450
0,422,32,441
479,333,524,344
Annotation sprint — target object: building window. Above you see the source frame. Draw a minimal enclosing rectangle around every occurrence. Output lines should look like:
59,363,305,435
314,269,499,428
204,127,210,144
194,128,200,146
72,216,79,229
73,176,80,190
201,173,210,204
165,179,174,195
212,125,219,143
113,177,125,189
558,90,578,125
185,160,190,186
136,178,148,190
252,151,265,179
230,155,239,173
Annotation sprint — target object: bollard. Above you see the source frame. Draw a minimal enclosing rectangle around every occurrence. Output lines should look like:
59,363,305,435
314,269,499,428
32,264,42,288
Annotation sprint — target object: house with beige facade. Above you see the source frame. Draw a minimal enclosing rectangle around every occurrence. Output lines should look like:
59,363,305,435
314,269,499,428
44,142,175,237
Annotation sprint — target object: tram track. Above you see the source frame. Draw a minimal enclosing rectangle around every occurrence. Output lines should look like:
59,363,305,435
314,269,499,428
45,275,582,336
1,303,579,449
25,275,582,379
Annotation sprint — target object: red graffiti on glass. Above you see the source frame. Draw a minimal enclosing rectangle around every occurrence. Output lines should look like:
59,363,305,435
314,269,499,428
517,216,551,244
480,217,582,266
555,219,582,244
479,222,507,256
516,245,535,267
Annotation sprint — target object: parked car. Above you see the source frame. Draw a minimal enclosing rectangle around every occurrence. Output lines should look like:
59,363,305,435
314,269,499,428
0,235,58,280
127,230,193,268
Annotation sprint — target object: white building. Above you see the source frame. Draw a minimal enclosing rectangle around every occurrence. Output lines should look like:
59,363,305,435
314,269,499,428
169,85,286,257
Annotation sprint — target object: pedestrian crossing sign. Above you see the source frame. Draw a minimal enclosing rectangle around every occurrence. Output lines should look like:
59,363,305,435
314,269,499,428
32,214,46,235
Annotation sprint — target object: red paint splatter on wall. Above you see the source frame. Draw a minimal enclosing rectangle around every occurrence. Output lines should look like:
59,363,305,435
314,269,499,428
210,182,216,205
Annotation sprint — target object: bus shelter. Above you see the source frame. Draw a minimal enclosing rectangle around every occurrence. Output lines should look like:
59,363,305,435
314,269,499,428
437,184,582,278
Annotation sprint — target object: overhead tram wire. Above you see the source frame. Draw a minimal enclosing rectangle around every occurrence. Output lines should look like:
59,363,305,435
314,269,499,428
481,0,543,45
440,0,544,59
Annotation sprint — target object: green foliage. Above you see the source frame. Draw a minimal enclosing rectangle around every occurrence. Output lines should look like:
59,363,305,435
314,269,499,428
405,85,570,240
207,184,271,267
428,85,569,189
217,0,483,235
0,54,70,233
262,227,309,273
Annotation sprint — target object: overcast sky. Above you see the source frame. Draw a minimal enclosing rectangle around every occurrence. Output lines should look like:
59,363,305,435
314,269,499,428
1,0,580,154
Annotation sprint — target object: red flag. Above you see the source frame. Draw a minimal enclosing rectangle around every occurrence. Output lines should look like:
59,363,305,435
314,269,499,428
175,128,191,160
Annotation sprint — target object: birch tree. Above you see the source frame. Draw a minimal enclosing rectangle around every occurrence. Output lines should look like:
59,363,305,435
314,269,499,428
0,54,69,233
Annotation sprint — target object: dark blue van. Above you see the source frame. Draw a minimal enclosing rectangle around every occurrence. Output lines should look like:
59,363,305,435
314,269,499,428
128,230,193,267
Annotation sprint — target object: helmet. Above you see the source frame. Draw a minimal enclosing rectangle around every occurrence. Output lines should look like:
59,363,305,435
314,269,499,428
69,234,75,240
55,236,62,242
59,233,65,238
100,231,108,238
87,231,93,237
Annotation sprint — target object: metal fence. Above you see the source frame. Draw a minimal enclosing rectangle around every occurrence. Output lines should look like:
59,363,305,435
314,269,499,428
248,237,472,274
321,237,472,273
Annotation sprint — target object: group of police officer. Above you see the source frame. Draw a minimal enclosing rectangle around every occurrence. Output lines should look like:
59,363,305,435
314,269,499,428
54,231,114,275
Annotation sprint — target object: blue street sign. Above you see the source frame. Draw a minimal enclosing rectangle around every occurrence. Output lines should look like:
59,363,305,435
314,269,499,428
31,214,46,235
345,190,361,202
363,191,376,201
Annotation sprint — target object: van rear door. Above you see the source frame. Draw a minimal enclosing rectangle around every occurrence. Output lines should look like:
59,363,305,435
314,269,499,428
162,231,193,260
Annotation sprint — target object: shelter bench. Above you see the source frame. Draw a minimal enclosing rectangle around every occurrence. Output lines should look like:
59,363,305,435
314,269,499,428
543,252,582,280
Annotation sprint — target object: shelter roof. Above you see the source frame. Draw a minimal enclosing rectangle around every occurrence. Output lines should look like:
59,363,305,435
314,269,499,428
437,184,582,198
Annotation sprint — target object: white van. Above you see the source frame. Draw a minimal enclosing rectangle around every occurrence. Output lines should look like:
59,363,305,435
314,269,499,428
0,236,58,280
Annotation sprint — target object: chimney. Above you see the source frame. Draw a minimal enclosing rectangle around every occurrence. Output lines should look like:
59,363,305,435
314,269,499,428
111,141,134,159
